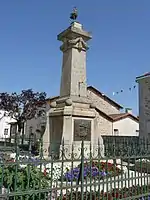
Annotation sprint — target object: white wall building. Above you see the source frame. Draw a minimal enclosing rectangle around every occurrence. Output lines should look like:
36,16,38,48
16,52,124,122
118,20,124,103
111,114,139,136
0,110,16,140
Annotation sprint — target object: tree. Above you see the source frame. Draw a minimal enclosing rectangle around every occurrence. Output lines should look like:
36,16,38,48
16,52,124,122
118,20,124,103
0,89,47,139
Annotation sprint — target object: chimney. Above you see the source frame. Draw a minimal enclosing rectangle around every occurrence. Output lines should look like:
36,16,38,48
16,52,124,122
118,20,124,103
125,108,132,114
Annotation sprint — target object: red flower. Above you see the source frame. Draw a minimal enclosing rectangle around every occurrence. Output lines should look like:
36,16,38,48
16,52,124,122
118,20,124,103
115,192,119,198
43,168,47,176
108,193,113,200
7,159,15,163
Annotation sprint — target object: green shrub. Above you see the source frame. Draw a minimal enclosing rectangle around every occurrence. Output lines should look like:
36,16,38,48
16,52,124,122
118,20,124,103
0,164,50,200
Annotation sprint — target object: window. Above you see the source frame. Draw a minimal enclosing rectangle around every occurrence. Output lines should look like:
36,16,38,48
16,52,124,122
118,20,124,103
114,129,119,136
136,130,139,136
10,124,17,138
4,128,9,135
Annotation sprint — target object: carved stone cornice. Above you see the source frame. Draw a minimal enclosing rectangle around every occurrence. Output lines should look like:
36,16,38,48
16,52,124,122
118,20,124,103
60,37,89,52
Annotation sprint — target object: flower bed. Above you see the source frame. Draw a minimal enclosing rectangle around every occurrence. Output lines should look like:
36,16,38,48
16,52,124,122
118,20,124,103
57,185,150,200
64,161,123,182
5,155,125,182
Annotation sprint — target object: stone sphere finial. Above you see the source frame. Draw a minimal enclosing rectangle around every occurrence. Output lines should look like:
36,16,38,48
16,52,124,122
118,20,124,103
65,98,72,106
50,101,57,108
90,103,96,109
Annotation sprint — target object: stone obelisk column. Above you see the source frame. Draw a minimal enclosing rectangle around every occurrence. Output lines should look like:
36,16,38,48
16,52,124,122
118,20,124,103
58,22,91,101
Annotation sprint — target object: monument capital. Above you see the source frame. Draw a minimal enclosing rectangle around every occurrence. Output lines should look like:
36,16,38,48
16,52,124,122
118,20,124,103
57,22,92,52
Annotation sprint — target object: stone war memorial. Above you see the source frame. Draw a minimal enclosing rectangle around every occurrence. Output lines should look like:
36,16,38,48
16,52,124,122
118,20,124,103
1,8,150,200
43,12,104,157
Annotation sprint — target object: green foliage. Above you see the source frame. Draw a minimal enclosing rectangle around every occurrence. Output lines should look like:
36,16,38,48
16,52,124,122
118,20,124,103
0,164,50,200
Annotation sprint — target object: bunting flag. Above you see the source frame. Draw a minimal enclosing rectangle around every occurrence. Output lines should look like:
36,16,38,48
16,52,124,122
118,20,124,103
112,85,137,96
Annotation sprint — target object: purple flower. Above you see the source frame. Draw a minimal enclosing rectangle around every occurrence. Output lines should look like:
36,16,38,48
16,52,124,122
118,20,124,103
73,167,79,173
64,167,80,181
91,167,99,177
64,165,109,182
101,171,107,176
65,172,74,181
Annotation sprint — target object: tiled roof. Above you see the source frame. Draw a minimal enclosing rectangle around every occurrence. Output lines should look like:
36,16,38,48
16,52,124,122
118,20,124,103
136,72,150,81
109,113,139,122
95,109,139,122
109,113,128,119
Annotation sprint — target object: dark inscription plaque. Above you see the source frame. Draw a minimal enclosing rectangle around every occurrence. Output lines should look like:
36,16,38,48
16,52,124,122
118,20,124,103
74,119,91,141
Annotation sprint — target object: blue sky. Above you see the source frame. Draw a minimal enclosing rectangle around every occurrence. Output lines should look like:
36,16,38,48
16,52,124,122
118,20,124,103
0,0,150,115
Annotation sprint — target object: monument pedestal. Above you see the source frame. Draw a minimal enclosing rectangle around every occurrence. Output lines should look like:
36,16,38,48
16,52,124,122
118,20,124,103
46,101,104,158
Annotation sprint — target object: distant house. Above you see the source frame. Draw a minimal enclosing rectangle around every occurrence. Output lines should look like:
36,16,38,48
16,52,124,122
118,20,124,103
0,110,16,140
24,86,139,138
87,86,139,137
